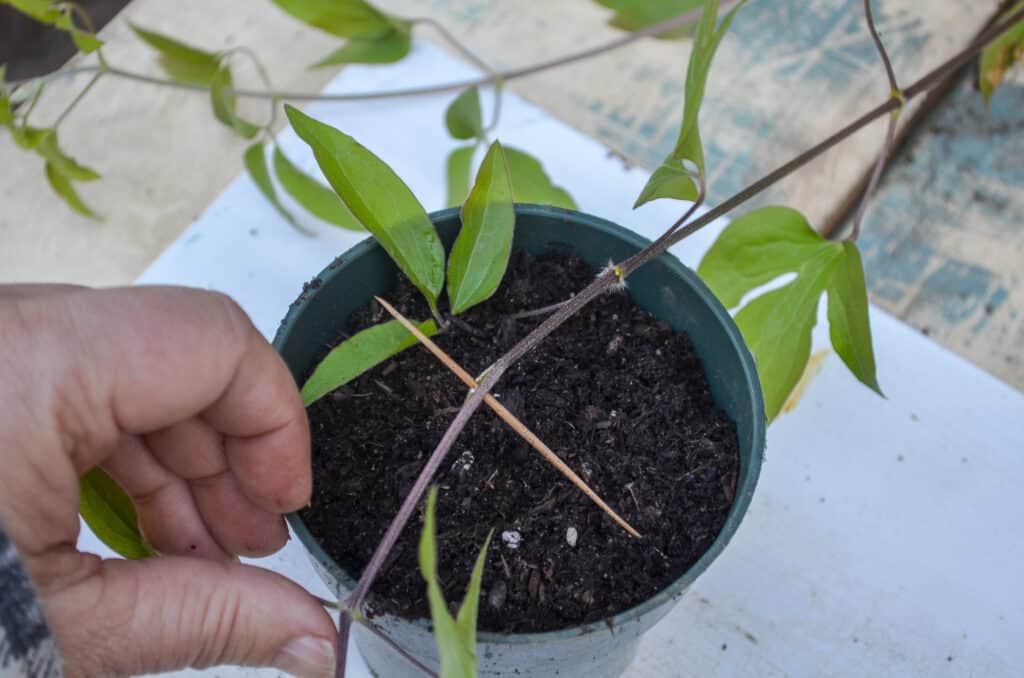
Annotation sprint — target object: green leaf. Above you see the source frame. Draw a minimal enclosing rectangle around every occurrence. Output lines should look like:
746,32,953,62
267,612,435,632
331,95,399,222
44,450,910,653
210,65,261,139
979,2,1024,104
56,11,103,53
271,0,403,39
697,206,833,308
0,96,15,127
286,105,446,310
503,147,576,209
1,0,60,23
595,0,702,40
419,486,490,678
445,87,484,141
130,24,221,86
272,147,363,230
301,318,437,405
446,145,476,208
634,0,745,208
311,26,412,67
447,141,514,315
36,130,100,181
735,244,843,421
79,467,155,559
827,242,883,396
8,124,49,150
244,142,304,231
45,161,99,220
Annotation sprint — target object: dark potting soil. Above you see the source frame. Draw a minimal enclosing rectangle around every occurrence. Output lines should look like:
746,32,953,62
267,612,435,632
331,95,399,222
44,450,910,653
301,251,740,633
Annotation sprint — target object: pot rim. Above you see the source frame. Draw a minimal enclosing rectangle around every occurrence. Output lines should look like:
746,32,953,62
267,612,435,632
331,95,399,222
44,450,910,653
275,203,765,645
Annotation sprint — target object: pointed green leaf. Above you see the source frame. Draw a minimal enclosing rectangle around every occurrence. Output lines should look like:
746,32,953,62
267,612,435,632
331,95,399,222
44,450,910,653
301,318,437,406
445,87,484,141
56,11,103,53
45,161,99,220
595,0,702,39
271,0,402,39
210,65,261,139
272,147,363,230
634,0,745,207
311,27,411,67
9,125,49,150
286,105,446,309
130,24,221,86
503,147,576,209
1,0,60,23
736,245,843,421
80,467,155,559
419,486,486,678
827,242,883,396
697,206,833,308
37,130,100,181
244,142,305,232
448,141,514,315
979,2,1024,104
446,145,476,208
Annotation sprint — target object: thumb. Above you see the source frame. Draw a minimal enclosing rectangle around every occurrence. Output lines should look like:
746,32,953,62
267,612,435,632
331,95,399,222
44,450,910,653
44,555,337,678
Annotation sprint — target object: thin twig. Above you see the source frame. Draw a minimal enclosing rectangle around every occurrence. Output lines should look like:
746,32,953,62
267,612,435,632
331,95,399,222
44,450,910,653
375,296,641,538
336,5,1024,648
53,70,102,128
509,298,571,320
7,1,732,102
848,0,903,242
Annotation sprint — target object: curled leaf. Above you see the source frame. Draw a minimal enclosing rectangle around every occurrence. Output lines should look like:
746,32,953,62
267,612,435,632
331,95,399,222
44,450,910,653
210,64,261,139
445,87,484,141
130,24,221,86
272,147,363,230
301,318,437,405
634,0,746,208
419,486,491,678
286,105,446,310
311,26,412,67
79,467,155,559
448,141,515,315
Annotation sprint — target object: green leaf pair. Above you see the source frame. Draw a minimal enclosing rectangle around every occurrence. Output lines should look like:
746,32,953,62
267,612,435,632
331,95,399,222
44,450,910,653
698,207,883,421
979,2,1024,104
595,0,703,40
131,25,262,139
419,487,491,678
287,105,517,401
271,0,413,67
634,0,745,208
442,87,576,210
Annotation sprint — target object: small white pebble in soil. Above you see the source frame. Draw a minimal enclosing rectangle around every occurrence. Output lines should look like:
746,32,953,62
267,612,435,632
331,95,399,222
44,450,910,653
566,526,579,548
450,450,475,474
501,530,522,550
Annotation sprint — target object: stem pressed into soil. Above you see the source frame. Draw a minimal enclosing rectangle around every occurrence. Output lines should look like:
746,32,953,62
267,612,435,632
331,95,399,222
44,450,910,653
335,8,1024,675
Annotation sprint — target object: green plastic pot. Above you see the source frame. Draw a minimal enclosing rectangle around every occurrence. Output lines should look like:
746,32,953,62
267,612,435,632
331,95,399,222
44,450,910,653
274,204,765,677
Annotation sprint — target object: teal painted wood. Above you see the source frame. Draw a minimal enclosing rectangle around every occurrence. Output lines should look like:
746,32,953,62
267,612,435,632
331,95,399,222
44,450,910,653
855,71,1024,389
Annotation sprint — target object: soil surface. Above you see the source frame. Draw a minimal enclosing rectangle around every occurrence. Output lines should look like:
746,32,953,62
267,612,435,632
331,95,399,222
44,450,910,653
301,251,740,633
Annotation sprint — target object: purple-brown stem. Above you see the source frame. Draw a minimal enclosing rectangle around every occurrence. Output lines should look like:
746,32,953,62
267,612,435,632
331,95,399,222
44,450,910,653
334,6,1024,676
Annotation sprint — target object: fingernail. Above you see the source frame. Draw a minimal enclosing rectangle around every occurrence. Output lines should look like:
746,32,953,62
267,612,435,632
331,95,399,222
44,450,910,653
273,636,336,678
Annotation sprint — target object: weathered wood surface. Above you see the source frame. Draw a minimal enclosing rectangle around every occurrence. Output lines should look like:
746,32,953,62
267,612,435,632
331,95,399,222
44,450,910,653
857,67,1024,389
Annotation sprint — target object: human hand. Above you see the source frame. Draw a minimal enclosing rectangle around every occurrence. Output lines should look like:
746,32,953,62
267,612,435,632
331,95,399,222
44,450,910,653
0,285,335,677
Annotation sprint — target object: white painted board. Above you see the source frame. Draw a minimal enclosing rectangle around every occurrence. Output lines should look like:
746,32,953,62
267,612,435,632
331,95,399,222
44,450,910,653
76,40,1024,677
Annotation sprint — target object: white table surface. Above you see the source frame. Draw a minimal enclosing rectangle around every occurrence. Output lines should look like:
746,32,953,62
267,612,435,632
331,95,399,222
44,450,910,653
76,39,1024,677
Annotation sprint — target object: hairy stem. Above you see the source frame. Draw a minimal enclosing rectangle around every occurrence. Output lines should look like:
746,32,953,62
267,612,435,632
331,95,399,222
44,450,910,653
335,10,1024,671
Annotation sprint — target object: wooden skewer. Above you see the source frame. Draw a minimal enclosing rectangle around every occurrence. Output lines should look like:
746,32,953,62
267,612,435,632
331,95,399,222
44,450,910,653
374,296,641,538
